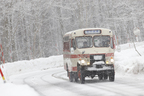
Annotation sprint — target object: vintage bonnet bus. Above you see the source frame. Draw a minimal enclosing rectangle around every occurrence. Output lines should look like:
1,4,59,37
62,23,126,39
63,28,115,84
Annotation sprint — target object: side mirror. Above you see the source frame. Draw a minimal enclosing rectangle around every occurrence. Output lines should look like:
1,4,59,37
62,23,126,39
82,51,85,54
70,47,74,54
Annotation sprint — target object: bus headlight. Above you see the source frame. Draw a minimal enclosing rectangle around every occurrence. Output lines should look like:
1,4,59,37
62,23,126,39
81,60,85,64
81,60,90,65
111,59,114,63
106,61,109,64
87,62,90,65
110,57,114,63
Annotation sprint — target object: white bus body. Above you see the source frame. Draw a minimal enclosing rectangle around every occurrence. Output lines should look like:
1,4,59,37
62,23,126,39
63,28,115,84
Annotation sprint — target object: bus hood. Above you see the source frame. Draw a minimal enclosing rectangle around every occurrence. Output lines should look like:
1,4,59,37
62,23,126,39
75,47,114,55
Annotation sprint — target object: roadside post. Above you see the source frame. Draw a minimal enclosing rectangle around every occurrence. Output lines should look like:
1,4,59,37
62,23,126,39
0,44,6,83
0,67,6,83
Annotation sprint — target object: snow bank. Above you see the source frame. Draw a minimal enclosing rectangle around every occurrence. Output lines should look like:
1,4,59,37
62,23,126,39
0,83,39,96
3,55,63,76
115,42,144,74
0,55,63,96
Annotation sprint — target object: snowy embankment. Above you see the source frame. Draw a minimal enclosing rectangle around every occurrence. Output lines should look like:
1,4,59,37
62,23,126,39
4,55,63,76
115,42,144,75
0,55,63,96
0,42,144,96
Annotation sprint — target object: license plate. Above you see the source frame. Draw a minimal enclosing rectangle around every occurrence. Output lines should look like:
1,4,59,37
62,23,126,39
94,55,102,60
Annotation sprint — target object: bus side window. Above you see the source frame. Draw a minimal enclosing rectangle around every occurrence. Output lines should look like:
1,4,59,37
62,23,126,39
64,42,69,51
72,39,76,50
110,38,114,49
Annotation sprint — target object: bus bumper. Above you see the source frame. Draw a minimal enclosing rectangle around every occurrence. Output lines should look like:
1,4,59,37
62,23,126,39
85,64,114,71
83,64,115,77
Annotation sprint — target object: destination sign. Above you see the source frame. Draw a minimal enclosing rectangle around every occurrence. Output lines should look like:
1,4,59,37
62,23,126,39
84,30,101,34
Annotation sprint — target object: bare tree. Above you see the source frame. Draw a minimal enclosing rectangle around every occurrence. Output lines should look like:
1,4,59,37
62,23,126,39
0,0,144,63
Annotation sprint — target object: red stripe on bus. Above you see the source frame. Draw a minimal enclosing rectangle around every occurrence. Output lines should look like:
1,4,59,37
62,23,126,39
70,55,80,58
105,53,114,57
72,67,77,71
63,53,114,58
63,50,70,52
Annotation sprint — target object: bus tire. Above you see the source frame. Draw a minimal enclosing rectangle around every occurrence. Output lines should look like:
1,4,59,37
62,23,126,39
77,64,85,84
109,73,115,81
74,72,78,82
80,69,85,84
98,74,103,80
69,71,73,82
66,64,69,77
104,74,108,80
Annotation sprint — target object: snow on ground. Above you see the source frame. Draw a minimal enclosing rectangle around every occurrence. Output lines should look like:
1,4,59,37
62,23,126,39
115,42,144,75
4,55,63,76
0,55,63,96
0,83,39,96
0,42,144,96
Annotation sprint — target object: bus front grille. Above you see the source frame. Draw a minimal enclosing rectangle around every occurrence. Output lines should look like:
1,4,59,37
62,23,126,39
90,54,105,65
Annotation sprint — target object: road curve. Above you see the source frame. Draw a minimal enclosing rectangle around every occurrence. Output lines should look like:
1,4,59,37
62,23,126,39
11,67,144,96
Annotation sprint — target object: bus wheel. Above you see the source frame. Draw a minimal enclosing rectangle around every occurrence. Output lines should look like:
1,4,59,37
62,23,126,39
109,73,115,81
69,71,73,82
77,64,85,84
98,74,103,80
104,74,108,80
80,69,85,84
74,72,78,82
66,64,69,77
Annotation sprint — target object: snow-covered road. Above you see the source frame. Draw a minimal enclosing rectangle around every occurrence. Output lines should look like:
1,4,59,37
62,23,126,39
1,42,144,96
10,67,144,96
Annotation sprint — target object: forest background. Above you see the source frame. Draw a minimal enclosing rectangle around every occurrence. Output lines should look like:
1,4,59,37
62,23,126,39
0,0,144,63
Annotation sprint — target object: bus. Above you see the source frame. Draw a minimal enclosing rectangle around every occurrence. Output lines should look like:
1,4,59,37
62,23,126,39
63,28,115,84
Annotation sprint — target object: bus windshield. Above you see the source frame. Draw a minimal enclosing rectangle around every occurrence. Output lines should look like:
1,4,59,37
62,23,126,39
75,36,92,48
93,36,110,47
75,36,110,49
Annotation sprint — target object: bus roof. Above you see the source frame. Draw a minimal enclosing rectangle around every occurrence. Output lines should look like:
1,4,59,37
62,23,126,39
64,28,113,38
